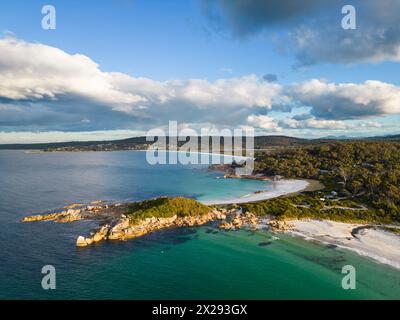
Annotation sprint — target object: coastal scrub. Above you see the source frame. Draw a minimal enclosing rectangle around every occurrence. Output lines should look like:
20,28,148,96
126,197,212,224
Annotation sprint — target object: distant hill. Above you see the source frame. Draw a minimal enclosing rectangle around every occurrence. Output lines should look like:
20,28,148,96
0,136,148,150
254,135,310,147
0,135,311,150
0,133,399,150
365,134,400,141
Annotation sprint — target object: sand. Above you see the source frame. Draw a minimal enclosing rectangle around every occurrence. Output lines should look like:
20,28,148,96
289,219,400,270
203,179,309,205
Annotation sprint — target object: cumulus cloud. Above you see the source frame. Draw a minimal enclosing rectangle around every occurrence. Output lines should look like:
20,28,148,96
0,38,145,105
247,115,373,132
247,114,281,132
289,79,400,120
280,117,349,130
0,37,282,130
0,37,399,138
279,117,386,131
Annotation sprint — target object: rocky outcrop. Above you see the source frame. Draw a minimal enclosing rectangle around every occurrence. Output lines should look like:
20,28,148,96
219,212,259,230
23,199,237,248
21,209,84,223
21,203,113,223
64,203,85,210
91,225,110,242
106,209,227,244
76,236,89,247
76,224,110,246
21,212,66,222
268,219,294,232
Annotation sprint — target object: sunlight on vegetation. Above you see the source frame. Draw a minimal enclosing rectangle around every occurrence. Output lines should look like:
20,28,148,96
126,197,210,224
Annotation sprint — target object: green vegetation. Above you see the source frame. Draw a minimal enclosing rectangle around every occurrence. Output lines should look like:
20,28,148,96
126,197,210,224
242,194,391,223
252,141,400,223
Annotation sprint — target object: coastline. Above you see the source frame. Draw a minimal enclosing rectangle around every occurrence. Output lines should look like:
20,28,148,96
202,179,310,205
286,219,400,270
18,152,400,271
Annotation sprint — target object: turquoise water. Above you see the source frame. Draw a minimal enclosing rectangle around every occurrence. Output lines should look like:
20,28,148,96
0,150,399,299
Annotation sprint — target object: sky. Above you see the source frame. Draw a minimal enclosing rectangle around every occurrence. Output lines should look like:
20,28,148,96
0,0,400,143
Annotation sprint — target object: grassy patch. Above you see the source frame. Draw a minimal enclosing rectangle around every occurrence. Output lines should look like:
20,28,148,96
126,197,210,225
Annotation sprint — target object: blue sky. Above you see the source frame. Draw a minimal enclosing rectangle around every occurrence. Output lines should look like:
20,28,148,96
0,0,399,142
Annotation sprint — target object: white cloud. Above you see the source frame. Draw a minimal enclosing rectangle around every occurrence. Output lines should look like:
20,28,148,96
280,117,349,130
289,79,400,119
0,37,398,140
0,37,281,124
0,38,145,107
247,114,281,132
280,117,385,131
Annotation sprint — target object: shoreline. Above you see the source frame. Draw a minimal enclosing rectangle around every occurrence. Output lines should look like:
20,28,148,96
286,219,400,270
202,179,310,205
21,191,400,270
18,154,400,270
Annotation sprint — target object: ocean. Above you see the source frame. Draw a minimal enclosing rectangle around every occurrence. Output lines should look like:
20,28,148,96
0,150,399,299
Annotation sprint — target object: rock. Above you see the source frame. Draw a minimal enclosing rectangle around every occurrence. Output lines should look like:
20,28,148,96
232,215,243,228
92,233,104,242
92,225,109,242
67,209,81,215
64,203,84,210
21,212,66,222
219,213,227,220
56,213,82,223
219,221,234,230
76,236,88,247
108,231,125,240
268,220,294,232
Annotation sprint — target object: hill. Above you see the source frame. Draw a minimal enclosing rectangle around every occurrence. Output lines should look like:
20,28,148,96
0,133,399,151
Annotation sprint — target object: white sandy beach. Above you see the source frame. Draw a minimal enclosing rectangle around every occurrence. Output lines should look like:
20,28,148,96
203,179,309,205
200,177,400,270
289,219,400,270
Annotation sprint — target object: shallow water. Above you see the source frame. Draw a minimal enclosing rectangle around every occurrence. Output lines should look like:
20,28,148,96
0,150,399,299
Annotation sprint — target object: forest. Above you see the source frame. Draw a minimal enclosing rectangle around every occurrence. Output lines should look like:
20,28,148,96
249,141,400,222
